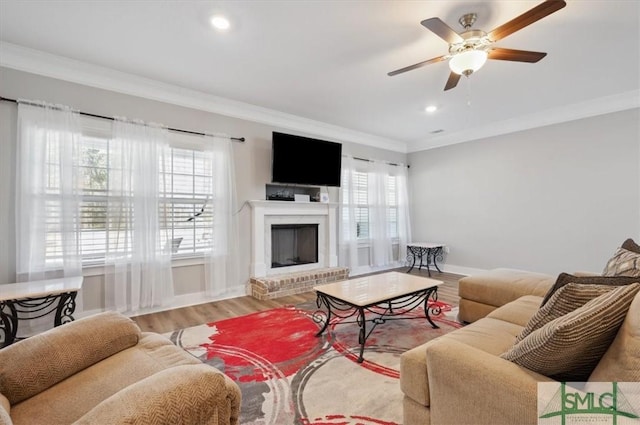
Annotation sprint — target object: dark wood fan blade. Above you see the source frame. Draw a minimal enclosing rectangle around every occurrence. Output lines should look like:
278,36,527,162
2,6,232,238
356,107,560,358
488,48,547,62
488,0,566,42
388,55,447,76
444,72,461,91
421,18,464,44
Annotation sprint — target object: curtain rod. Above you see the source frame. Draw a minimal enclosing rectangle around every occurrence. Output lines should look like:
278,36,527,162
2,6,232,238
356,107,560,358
0,96,245,142
352,156,410,168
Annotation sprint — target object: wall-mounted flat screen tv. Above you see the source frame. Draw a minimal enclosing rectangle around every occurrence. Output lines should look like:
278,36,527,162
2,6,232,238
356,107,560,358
271,132,342,187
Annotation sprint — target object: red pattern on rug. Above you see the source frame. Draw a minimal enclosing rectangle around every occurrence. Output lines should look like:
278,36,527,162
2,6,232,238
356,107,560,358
169,300,461,425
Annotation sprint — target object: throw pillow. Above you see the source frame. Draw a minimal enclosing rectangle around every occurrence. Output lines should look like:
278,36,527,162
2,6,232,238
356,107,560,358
500,283,640,382
602,248,640,277
517,283,617,343
621,238,640,254
540,272,639,306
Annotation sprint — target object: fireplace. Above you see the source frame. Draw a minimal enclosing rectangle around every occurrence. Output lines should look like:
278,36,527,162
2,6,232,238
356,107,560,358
271,224,318,268
248,200,338,277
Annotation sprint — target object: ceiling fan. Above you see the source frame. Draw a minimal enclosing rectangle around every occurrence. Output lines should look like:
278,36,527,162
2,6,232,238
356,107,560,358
388,0,566,91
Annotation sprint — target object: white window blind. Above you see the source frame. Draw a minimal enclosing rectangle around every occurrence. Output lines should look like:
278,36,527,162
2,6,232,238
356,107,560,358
342,170,399,240
160,147,214,256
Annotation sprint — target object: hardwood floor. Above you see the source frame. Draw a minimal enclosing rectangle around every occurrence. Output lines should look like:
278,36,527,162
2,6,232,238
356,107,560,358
132,268,463,334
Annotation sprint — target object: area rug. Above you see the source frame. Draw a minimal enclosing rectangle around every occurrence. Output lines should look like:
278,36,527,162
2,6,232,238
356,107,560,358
167,300,461,425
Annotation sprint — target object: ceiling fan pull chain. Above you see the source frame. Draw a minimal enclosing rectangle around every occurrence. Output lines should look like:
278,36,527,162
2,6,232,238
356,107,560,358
466,76,472,107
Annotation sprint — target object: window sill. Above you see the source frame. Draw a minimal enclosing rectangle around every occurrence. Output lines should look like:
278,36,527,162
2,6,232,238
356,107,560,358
81,255,207,277
356,239,401,248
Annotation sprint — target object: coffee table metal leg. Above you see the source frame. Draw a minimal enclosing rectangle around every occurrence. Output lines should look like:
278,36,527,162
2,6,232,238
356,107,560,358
423,288,440,329
315,293,332,337
356,307,366,363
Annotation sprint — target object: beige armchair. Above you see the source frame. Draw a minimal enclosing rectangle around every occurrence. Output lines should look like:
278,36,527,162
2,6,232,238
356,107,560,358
0,311,241,425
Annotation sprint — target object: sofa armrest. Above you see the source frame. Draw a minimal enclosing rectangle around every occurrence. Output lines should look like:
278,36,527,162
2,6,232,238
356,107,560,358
0,311,140,405
73,364,241,425
426,339,555,425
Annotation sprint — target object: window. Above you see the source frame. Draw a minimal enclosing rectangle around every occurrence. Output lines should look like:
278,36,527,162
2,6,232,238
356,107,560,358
341,170,399,240
160,147,213,257
44,134,214,266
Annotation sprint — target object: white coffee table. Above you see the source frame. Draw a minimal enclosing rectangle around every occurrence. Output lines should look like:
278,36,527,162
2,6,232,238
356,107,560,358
314,271,443,362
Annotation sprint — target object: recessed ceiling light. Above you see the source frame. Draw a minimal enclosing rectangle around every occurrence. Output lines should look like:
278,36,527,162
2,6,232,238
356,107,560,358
210,15,230,31
425,105,438,113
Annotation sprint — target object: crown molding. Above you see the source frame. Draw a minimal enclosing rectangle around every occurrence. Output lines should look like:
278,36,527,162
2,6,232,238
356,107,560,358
408,90,640,153
3,42,636,156
0,42,407,153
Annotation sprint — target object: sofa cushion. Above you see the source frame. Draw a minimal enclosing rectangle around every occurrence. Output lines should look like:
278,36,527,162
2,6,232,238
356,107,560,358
400,317,522,408
458,299,496,323
540,273,639,306
0,311,140,405
10,333,200,425
442,317,523,355
459,268,554,308
486,295,542,327
500,283,640,381
602,247,640,277
74,364,239,425
589,291,640,382
518,283,618,342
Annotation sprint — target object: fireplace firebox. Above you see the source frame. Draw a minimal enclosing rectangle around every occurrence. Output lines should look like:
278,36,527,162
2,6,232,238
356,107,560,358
271,224,319,268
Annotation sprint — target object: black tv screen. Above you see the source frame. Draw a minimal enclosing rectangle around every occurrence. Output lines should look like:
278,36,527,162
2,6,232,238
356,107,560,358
272,132,342,187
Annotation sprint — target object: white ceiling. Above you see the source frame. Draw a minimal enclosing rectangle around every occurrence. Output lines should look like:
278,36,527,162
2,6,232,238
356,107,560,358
0,1,638,153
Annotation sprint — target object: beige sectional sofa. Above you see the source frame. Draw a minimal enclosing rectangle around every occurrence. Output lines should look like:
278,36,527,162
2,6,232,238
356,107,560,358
400,269,640,425
458,268,555,323
0,311,241,425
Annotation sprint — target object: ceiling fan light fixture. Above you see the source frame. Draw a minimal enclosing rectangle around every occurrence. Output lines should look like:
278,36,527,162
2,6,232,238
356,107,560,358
210,15,231,31
449,49,488,75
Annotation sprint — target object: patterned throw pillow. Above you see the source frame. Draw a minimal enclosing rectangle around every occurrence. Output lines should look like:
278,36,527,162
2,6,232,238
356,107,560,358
517,283,616,343
501,283,640,381
602,248,640,277
540,273,639,306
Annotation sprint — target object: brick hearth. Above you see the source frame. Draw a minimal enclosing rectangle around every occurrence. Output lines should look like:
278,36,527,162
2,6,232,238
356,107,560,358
250,267,349,300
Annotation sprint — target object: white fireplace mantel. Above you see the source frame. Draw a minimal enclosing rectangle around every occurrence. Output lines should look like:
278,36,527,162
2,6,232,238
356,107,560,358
248,200,338,277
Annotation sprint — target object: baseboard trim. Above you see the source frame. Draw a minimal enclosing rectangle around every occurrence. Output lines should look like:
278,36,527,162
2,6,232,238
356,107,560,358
348,262,406,277
78,288,245,319
77,265,484,319
440,264,487,276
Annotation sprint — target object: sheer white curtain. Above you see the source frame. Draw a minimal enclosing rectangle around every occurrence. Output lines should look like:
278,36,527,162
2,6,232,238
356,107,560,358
395,163,412,262
16,101,83,281
369,160,394,267
104,118,174,313
339,155,412,274
202,135,239,297
338,155,360,270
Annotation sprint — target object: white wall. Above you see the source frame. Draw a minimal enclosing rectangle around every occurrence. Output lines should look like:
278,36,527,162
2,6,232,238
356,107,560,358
408,108,640,275
0,67,407,314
